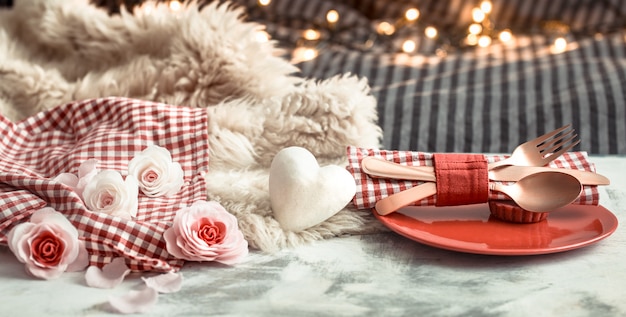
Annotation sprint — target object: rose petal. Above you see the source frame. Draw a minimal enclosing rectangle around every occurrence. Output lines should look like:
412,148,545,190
163,227,185,259
7,222,36,263
162,162,185,196
30,209,79,238
29,207,60,224
25,261,66,280
54,173,79,188
66,240,89,272
77,161,99,196
142,272,183,293
143,145,174,161
78,159,99,178
85,257,131,289
109,286,158,314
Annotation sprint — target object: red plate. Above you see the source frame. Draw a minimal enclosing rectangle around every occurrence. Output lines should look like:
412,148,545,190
373,204,618,255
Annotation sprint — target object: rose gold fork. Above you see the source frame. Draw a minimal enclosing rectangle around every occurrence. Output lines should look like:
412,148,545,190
488,124,580,169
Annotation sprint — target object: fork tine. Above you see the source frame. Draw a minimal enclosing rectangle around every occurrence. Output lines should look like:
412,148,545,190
542,133,578,155
537,128,575,151
541,137,581,164
530,124,571,146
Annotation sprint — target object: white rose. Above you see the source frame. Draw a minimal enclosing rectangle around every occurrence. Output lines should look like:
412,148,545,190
128,145,184,197
82,170,139,220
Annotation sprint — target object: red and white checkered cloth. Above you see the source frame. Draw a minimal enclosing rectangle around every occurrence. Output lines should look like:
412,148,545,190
0,97,209,272
347,146,600,210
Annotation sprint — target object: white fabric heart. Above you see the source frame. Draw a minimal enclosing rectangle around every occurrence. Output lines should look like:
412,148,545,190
269,147,357,232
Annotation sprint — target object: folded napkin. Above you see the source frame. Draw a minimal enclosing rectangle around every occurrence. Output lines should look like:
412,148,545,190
347,146,600,210
0,97,209,272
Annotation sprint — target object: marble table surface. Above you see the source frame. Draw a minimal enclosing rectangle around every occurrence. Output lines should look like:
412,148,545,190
1,156,625,316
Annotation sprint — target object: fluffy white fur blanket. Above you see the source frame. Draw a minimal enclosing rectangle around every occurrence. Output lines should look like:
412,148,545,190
0,0,384,251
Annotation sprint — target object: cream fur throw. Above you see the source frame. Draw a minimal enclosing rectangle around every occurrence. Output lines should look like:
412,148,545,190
0,0,385,251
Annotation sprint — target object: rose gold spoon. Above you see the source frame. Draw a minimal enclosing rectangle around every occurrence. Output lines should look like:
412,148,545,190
490,171,582,212
374,171,582,215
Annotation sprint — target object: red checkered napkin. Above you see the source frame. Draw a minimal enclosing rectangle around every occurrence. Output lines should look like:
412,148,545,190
0,97,209,272
347,146,600,210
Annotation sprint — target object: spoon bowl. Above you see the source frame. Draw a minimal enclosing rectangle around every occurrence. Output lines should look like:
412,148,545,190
491,171,582,212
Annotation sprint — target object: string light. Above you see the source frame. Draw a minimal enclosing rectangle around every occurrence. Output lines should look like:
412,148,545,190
106,1,595,59
424,26,438,39
303,29,321,41
326,10,339,24
137,2,155,15
478,35,492,47
463,1,515,50
255,30,270,43
499,29,512,42
480,1,493,14
472,8,486,23
468,23,482,35
466,34,479,46
267,0,579,59
551,37,568,54
292,47,319,63
376,21,396,36
402,40,417,53
405,8,420,22
169,0,181,11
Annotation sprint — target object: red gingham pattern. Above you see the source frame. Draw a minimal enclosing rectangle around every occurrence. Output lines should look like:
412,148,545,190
0,97,209,272
347,146,600,210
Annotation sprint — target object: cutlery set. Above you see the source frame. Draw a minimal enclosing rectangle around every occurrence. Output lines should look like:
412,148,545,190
360,124,610,216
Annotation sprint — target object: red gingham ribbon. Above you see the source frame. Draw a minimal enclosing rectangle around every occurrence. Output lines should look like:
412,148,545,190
346,146,600,210
0,97,209,272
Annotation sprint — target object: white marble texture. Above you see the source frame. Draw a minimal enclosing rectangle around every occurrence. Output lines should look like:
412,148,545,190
1,156,625,316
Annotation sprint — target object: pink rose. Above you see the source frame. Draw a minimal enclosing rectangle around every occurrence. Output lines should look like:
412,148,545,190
7,208,88,280
164,201,248,264
82,170,139,220
128,145,185,197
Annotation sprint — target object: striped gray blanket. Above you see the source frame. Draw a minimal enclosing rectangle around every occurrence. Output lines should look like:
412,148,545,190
234,0,626,154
